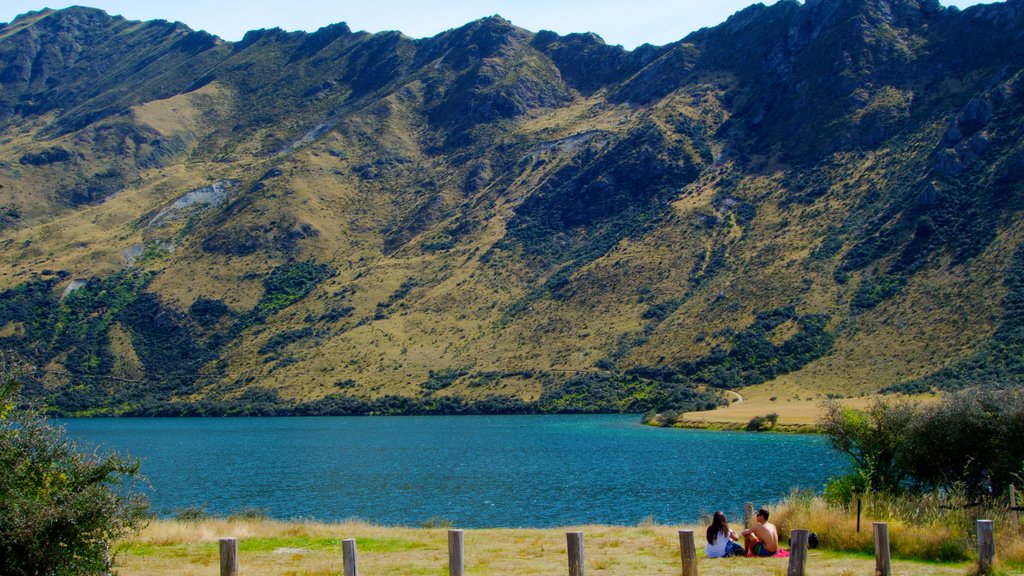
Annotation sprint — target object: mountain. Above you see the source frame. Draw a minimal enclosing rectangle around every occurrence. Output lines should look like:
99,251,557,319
0,0,1022,417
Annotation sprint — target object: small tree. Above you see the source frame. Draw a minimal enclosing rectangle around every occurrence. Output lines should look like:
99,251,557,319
818,399,915,493
821,391,1024,498
0,354,148,575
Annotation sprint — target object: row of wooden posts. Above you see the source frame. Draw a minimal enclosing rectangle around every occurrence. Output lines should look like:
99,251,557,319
215,518,999,576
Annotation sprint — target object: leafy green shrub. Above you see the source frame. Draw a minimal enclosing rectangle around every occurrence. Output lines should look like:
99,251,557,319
189,297,232,327
0,354,148,575
18,146,72,166
419,369,468,392
821,473,867,505
745,412,779,431
173,506,209,524
259,327,314,355
251,261,334,320
850,273,907,313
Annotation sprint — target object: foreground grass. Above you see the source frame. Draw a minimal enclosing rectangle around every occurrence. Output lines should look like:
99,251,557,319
115,518,980,576
773,491,1024,567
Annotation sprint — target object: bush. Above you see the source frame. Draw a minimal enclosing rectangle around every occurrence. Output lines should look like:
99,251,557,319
173,506,209,524
820,390,1024,496
821,473,867,506
901,388,1024,495
745,412,779,431
0,354,148,575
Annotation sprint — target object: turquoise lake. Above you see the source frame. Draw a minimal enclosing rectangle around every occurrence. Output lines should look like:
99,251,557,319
60,414,844,528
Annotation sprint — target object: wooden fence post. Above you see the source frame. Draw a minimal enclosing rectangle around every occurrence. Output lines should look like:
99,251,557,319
1011,485,1019,532
873,522,891,576
566,531,585,576
744,502,755,528
678,529,698,576
787,529,808,576
219,537,238,576
856,497,862,533
977,520,995,574
343,538,359,576
448,529,465,576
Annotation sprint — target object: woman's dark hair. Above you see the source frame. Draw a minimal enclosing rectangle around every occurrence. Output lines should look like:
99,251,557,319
706,511,729,544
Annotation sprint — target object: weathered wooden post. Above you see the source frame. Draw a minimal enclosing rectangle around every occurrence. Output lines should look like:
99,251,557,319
219,537,239,576
343,538,359,576
787,529,809,576
857,497,863,533
977,520,995,574
744,502,755,528
448,529,465,576
678,529,698,576
1011,485,1019,532
851,490,860,532
566,531,585,576
873,522,891,576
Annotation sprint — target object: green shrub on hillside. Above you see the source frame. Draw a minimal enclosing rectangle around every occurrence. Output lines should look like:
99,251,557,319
536,373,720,414
251,261,335,320
0,259,337,415
0,271,154,412
632,307,835,389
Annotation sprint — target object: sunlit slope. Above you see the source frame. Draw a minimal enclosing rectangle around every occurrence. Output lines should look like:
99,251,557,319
0,2,1022,416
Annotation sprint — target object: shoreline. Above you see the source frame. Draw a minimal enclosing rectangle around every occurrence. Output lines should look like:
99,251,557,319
654,418,822,434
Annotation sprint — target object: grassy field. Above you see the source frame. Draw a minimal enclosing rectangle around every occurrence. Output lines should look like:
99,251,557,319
114,518,986,576
678,384,873,428
677,384,949,429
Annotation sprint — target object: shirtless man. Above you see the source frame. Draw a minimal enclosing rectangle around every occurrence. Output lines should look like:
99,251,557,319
741,508,779,557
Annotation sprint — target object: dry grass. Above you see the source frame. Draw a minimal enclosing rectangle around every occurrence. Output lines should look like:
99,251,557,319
114,518,980,576
772,491,1024,573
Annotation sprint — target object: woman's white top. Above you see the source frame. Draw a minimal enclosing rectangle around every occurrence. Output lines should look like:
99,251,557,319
705,529,736,558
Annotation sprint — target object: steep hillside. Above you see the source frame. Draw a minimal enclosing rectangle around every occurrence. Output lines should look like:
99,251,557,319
0,0,1022,417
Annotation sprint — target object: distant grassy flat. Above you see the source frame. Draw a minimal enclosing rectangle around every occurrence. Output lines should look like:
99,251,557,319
681,386,942,427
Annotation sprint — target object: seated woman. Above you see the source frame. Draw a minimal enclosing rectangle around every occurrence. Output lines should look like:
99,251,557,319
705,511,745,558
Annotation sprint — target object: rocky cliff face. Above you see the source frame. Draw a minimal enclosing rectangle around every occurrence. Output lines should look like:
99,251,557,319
0,1,1022,416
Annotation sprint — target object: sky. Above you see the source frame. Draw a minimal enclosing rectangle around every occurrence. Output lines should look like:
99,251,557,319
1,0,997,50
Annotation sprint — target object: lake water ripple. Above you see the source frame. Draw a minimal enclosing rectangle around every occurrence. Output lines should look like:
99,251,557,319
61,414,844,528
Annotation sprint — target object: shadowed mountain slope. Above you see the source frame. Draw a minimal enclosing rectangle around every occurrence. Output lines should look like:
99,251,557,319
0,0,1023,416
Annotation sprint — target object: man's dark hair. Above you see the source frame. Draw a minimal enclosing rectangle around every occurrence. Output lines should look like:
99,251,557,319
757,508,770,521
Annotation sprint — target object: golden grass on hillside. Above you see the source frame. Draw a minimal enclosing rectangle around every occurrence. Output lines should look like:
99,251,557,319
115,517,978,576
